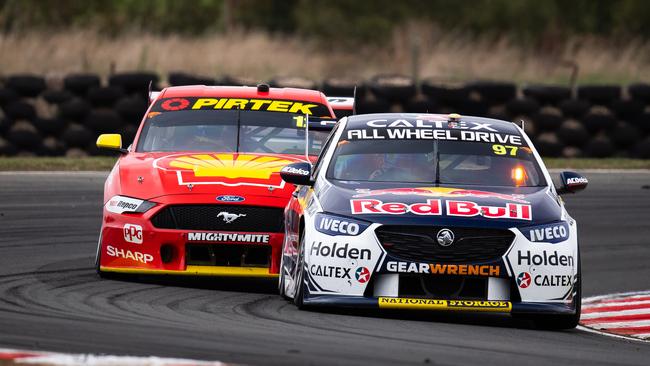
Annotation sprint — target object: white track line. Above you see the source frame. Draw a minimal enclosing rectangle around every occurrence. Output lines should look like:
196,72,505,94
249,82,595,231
581,308,650,319
585,320,650,329
583,299,650,308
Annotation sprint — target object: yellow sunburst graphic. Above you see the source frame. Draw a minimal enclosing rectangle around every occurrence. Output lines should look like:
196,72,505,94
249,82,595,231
168,153,294,180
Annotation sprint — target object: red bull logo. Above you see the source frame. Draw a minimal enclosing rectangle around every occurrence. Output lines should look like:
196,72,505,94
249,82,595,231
154,153,298,188
353,187,528,203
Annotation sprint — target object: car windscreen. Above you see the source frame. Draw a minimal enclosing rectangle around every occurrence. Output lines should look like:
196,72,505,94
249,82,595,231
136,109,330,155
327,138,546,187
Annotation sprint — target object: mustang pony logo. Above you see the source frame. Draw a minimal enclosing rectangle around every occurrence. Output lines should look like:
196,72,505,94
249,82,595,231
217,211,246,223
353,187,528,203
154,153,297,188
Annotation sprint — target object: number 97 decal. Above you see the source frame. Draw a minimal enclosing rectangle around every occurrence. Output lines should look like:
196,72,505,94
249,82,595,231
492,144,518,156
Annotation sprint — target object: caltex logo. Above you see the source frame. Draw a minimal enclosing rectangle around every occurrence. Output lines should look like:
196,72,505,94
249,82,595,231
355,267,370,283
517,272,532,288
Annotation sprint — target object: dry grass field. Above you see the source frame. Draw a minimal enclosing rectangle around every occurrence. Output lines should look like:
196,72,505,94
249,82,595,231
0,27,649,85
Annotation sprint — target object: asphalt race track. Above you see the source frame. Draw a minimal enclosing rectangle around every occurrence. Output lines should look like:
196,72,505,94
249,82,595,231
0,171,649,365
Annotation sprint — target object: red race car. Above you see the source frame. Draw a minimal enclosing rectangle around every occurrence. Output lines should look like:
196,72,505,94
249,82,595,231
94,84,349,278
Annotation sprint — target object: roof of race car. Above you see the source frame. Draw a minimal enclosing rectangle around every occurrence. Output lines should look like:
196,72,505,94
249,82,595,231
158,85,328,105
344,113,521,135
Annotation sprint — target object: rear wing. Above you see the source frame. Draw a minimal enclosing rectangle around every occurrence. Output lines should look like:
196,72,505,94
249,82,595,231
326,96,355,118
308,117,337,131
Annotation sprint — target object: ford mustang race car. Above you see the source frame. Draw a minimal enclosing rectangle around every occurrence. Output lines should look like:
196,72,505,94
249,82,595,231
94,84,348,278
278,113,588,329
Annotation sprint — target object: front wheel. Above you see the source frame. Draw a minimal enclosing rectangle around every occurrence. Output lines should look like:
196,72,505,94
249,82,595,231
293,237,307,309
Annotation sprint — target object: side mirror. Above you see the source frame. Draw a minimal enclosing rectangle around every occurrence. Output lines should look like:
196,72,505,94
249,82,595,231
280,162,313,186
557,171,588,195
96,134,127,154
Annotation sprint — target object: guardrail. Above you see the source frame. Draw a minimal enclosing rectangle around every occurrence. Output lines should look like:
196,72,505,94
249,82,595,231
0,72,649,158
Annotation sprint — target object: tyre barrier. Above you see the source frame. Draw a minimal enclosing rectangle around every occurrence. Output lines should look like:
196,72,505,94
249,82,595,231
0,72,649,158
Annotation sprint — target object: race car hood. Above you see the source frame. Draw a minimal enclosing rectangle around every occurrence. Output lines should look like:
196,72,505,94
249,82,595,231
316,180,561,229
116,152,305,201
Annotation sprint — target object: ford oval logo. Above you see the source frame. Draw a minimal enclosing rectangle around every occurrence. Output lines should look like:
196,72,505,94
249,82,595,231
216,195,245,202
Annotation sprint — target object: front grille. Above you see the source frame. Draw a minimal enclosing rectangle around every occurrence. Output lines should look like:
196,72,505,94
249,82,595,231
151,205,284,232
376,225,514,263
398,275,488,299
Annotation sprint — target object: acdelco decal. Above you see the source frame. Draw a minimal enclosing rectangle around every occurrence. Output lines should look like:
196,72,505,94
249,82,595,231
385,261,500,277
154,153,296,188
155,97,327,115
350,199,531,220
377,298,511,312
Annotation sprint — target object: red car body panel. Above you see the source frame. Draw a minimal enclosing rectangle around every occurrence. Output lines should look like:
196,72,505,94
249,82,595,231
97,85,336,278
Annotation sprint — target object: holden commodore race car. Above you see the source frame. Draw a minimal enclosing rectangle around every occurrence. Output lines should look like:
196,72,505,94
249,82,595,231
278,113,588,329
94,84,352,278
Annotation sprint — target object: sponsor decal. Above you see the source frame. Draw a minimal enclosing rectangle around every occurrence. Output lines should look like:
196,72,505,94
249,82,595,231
314,213,368,236
106,196,143,214
123,224,143,244
350,199,531,220
217,211,246,223
216,195,245,202
364,119,497,131
310,241,371,260
310,264,351,279
517,272,532,288
154,97,330,116
566,177,588,185
517,271,572,288
106,245,153,264
523,222,570,244
517,250,574,267
187,232,269,243
350,199,442,215
281,166,310,176
353,187,528,203
377,297,511,312
385,261,501,277
355,267,370,283
154,153,296,189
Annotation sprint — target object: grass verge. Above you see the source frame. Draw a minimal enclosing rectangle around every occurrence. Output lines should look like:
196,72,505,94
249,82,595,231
0,157,649,171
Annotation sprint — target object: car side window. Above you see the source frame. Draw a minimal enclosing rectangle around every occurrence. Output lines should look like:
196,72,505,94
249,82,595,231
311,123,339,179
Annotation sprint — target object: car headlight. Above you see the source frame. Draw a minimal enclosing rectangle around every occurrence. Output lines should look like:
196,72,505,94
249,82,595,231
314,212,370,236
520,221,570,244
105,195,156,214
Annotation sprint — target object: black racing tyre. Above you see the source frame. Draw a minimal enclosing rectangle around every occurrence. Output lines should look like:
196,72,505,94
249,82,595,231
293,237,307,309
628,83,650,103
115,96,148,125
59,98,91,122
582,106,617,133
457,99,489,117
611,121,641,147
405,95,436,113
421,81,470,106
577,85,621,105
86,86,125,107
32,117,66,135
219,75,261,87
584,135,615,158
61,123,93,148
269,76,318,90
534,132,564,157
42,89,73,105
558,99,590,118
467,81,517,105
0,137,17,156
6,75,47,97
38,136,66,156
530,251,581,330
0,118,13,134
512,116,536,138
633,112,650,133
485,104,510,121
109,72,159,96
0,87,19,106
4,100,36,120
118,124,138,147
562,146,583,158
533,106,563,131
557,119,590,147
506,97,540,116
321,78,365,98
85,109,124,133
357,96,390,114
610,98,644,120
168,72,216,86
7,120,42,149
64,74,101,96
369,74,416,102
636,137,650,159
95,233,118,279
278,256,290,301
522,84,571,105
